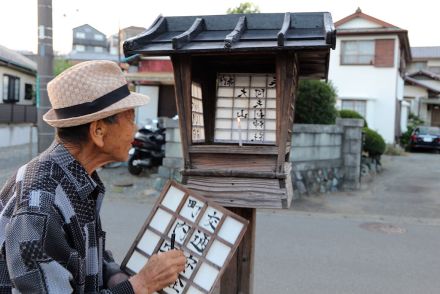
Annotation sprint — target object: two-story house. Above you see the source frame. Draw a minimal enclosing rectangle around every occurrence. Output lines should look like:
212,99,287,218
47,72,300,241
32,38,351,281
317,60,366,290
0,44,37,147
67,24,118,63
328,8,411,143
404,47,440,126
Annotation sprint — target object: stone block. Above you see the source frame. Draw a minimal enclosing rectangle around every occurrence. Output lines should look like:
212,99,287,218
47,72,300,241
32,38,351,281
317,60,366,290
162,157,184,169
165,142,183,158
344,154,359,167
336,118,364,128
292,133,315,147
349,140,362,154
345,128,362,140
158,166,172,178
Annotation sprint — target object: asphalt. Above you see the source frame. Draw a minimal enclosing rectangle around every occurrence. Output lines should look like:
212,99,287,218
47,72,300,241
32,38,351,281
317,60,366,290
2,145,440,293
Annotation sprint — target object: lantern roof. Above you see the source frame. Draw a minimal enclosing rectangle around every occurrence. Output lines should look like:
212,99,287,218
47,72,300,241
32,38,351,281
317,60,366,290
124,12,336,78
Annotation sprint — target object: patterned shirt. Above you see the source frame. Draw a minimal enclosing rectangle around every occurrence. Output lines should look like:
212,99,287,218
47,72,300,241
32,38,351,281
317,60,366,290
0,142,134,293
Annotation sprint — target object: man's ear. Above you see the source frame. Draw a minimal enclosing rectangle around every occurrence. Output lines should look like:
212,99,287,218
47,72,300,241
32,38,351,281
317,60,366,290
89,120,107,148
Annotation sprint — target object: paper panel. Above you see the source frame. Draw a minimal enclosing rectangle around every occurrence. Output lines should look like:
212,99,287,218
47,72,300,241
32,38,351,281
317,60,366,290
168,219,191,245
138,230,160,255
206,240,231,267
218,217,244,245
251,76,267,87
193,263,219,291
163,276,186,294
182,251,199,279
162,186,185,211
217,87,234,97
188,230,211,255
179,197,205,222
234,76,249,86
199,207,223,233
126,251,148,273
186,286,205,294
216,97,233,108
150,209,173,233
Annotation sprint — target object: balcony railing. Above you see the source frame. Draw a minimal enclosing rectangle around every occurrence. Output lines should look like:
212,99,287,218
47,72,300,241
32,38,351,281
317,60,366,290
0,104,37,124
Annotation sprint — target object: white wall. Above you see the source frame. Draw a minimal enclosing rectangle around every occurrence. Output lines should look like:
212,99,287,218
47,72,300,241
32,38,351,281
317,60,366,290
0,124,37,147
329,35,400,143
0,67,36,105
135,85,159,127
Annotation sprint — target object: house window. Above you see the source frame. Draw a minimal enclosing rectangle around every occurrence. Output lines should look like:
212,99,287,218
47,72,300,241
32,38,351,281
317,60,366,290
341,40,374,65
75,32,86,39
3,75,20,103
24,83,34,100
428,66,440,74
75,45,85,52
341,99,367,117
94,46,104,53
94,34,104,41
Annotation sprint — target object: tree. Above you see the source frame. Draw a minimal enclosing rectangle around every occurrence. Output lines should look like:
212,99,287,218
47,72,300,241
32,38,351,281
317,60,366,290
227,2,260,14
54,58,73,76
294,80,338,124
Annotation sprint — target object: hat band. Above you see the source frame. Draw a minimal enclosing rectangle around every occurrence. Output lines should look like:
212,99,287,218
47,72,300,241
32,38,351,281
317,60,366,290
53,84,130,119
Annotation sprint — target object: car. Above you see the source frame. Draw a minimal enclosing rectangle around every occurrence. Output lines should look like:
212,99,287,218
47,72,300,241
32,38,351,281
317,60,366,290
409,126,440,152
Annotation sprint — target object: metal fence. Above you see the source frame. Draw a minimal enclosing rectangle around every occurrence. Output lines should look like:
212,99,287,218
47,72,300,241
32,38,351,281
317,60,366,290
0,104,37,124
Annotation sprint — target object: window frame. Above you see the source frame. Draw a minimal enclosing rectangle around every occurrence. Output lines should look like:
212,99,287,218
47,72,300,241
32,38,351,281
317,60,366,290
341,99,367,118
75,31,86,39
340,40,375,65
2,74,20,103
24,83,34,100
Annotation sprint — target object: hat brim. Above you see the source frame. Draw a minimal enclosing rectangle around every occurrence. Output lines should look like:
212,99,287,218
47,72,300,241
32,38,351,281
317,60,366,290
43,92,150,128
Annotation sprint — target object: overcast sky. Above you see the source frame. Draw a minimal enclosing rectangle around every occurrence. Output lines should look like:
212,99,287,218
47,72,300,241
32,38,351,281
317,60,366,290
1,0,439,54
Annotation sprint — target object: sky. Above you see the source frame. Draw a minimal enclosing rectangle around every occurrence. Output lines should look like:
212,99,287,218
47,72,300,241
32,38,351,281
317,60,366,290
1,0,439,55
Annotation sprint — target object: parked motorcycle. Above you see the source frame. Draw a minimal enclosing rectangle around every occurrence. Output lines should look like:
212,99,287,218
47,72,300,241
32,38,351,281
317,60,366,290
128,124,166,175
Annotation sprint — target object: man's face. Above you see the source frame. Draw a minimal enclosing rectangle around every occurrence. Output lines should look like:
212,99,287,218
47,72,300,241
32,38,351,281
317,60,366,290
103,109,136,162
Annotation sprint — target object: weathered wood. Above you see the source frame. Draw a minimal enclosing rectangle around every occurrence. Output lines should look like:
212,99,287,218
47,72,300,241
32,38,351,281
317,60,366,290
276,52,297,173
171,56,192,171
220,208,256,294
185,176,288,208
190,153,276,172
172,18,205,49
277,12,291,46
182,169,286,179
224,16,247,49
189,144,279,155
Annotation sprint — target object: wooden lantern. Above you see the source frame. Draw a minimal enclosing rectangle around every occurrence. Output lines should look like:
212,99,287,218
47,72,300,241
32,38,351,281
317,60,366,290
124,13,336,209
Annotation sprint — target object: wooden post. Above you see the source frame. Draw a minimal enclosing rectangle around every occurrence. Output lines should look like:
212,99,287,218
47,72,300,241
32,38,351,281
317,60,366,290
220,208,256,294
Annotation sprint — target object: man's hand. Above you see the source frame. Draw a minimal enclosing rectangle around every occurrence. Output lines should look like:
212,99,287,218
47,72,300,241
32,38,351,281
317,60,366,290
129,250,186,294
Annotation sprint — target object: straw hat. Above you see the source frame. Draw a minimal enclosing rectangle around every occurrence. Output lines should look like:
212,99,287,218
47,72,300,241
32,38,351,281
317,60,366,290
43,60,150,128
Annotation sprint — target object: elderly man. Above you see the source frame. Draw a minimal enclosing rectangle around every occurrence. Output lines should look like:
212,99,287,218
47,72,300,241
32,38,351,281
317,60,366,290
0,60,185,293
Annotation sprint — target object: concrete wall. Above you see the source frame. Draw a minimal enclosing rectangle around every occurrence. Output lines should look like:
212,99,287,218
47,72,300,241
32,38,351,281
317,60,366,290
155,118,364,198
0,124,37,147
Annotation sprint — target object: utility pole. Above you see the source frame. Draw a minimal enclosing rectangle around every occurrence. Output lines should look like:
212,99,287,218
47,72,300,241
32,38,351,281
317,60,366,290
37,0,54,152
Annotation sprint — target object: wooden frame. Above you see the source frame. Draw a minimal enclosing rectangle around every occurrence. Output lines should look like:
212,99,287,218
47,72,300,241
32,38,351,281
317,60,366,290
121,180,249,294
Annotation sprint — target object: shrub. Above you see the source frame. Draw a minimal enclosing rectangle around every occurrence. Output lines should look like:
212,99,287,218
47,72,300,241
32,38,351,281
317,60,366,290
338,109,368,127
363,128,386,158
294,80,338,124
384,144,406,156
399,113,424,147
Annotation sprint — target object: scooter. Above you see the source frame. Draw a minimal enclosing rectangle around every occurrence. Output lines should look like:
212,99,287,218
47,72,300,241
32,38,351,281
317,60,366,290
128,124,166,175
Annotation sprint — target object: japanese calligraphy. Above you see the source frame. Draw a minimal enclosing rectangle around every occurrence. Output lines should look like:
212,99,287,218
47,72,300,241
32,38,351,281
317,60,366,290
219,74,235,87
236,109,248,119
237,88,248,98
254,88,265,98
204,211,221,231
172,221,191,244
188,199,203,219
189,230,210,254
268,76,276,88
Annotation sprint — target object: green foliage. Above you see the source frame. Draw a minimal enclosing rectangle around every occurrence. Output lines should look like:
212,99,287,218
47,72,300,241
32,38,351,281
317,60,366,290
384,144,406,156
338,109,368,127
54,58,73,76
294,80,338,124
227,2,260,14
363,127,386,157
399,112,424,147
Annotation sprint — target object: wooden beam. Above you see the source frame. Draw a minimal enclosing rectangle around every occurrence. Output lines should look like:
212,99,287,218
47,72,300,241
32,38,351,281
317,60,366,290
182,169,287,179
277,12,291,46
172,18,205,50
224,16,247,49
123,15,166,54
171,55,192,172
220,208,256,294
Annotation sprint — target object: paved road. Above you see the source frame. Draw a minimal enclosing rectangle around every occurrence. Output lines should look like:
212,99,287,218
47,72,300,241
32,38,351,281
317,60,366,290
2,146,440,293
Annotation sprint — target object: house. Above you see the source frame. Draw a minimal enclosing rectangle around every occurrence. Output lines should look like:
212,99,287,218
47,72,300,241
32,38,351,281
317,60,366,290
108,26,145,57
328,8,411,143
404,47,440,126
0,44,37,147
66,24,118,63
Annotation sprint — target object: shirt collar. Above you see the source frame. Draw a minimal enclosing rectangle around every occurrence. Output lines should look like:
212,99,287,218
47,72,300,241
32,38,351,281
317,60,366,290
47,142,105,200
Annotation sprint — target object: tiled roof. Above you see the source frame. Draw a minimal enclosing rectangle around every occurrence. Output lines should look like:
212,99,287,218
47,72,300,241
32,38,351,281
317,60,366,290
66,51,119,62
0,44,37,74
411,46,440,59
